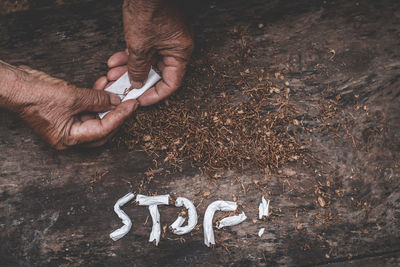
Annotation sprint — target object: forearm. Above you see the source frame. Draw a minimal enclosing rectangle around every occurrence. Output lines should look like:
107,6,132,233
124,0,184,20
124,0,162,16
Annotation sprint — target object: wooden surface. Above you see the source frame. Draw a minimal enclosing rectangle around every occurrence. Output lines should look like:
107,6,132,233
0,0,399,265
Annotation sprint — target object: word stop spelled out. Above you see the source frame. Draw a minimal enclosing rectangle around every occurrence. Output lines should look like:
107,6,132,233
110,193,270,247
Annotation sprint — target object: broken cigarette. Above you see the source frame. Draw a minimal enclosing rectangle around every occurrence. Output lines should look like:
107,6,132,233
136,194,169,246
170,197,198,235
148,205,161,246
99,69,161,119
170,215,186,230
216,212,247,229
203,200,238,247
258,196,270,219
258,228,265,237
136,194,170,206
110,192,135,241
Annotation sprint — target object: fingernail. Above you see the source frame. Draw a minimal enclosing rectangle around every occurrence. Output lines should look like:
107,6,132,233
130,80,144,89
110,94,121,105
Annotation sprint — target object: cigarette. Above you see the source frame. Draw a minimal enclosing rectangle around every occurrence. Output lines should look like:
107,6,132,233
170,216,186,230
203,200,237,247
170,197,198,235
148,205,161,246
258,196,270,219
216,212,247,229
258,228,265,237
110,193,135,241
135,194,169,246
136,194,170,206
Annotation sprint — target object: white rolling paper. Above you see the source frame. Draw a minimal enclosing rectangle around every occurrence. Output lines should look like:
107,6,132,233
148,205,162,246
135,194,169,246
216,212,247,229
170,216,186,230
109,192,135,241
258,196,270,219
170,197,198,235
99,69,161,119
136,194,170,206
258,228,265,237
203,200,238,247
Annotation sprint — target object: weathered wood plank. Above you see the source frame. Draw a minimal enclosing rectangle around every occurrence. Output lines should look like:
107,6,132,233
0,0,399,265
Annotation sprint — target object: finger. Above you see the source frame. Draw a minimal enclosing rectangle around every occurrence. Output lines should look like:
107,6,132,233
138,56,186,106
18,65,34,72
75,88,121,112
82,128,119,148
107,51,129,68
93,76,108,90
157,60,166,72
107,65,128,81
127,47,153,88
79,113,97,122
69,100,139,144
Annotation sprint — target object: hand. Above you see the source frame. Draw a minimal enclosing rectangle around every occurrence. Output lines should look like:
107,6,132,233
108,0,194,106
12,66,138,149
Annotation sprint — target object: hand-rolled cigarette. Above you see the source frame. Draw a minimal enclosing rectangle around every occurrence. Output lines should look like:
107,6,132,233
136,194,169,246
110,192,135,241
136,194,170,206
170,197,198,235
170,216,186,230
99,69,161,119
148,205,161,245
216,212,247,229
203,200,237,247
258,228,265,237
258,196,270,219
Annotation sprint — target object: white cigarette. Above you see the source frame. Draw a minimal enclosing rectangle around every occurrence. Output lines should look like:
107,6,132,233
148,205,161,245
136,194,169,246
170,216,186,230
203,200,237,247
110,193,135,241
258,228,265,237
216,212,247,229
258,196,270,219
136,194,170,206
99,69,161,119
170,197,198,235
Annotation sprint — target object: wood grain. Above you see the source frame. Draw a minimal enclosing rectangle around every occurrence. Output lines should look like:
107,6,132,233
0,0,399,265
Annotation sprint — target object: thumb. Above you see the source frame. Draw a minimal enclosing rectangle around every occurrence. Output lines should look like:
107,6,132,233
127,47,153,88
75,88,121,113
69,100,139,145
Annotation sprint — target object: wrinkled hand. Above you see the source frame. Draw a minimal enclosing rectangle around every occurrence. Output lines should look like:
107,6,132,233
15,66,138,149
105,0,194,106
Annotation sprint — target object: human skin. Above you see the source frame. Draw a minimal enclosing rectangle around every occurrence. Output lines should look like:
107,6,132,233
0,60,138,149
101,0,194,106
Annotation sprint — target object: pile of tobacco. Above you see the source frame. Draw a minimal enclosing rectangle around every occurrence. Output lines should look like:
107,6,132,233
114,64,303,175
